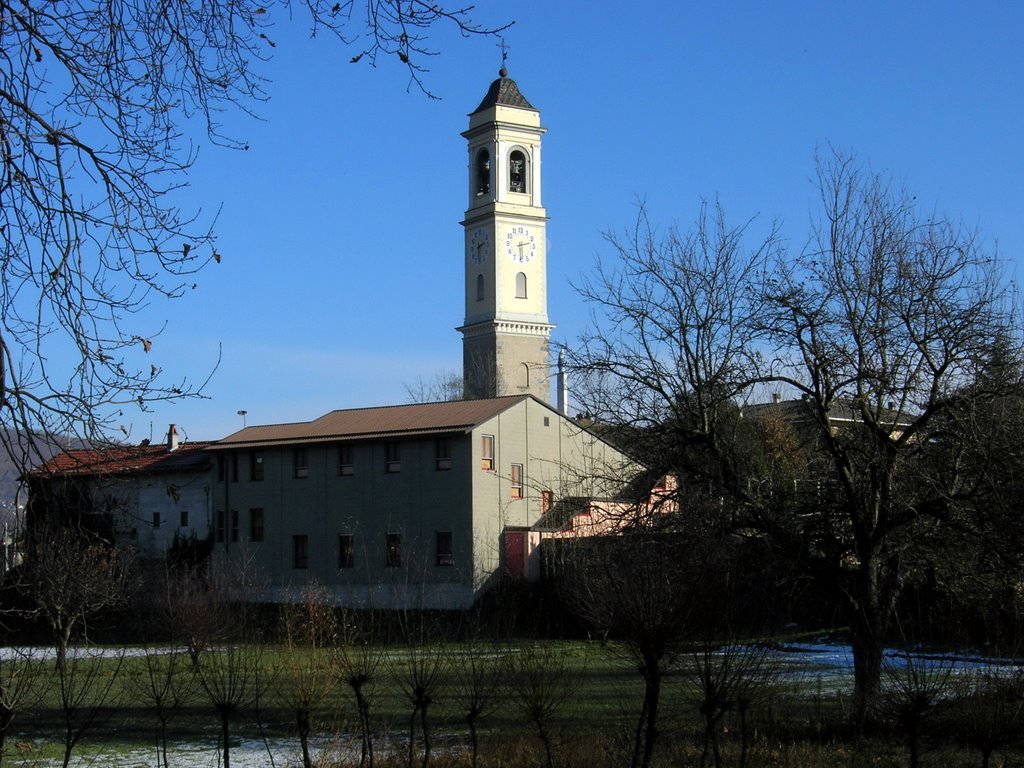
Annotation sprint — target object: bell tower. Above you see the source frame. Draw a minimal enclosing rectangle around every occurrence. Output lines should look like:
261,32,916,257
458,68,553,402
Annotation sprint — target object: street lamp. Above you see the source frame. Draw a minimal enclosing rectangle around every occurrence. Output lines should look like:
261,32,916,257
237,409,248,428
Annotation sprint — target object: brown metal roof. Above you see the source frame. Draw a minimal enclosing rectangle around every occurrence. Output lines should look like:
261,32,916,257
210,396,531,450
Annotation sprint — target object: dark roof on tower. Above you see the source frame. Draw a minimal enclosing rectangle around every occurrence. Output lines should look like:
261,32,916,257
472,68,535,113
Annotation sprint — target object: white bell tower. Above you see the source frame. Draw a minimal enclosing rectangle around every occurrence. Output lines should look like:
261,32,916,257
458,68,553,402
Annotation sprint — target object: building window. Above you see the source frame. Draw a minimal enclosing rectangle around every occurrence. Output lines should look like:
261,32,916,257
180,509,189,528
250,508,264,542
294,447,309,479
436,531,454,567
436,438,452,471
511,463,524,499
386,442,401,474
541,490,553,514
475,148,490,196
476,273,485,301
481,434,494,471
250,451,264,481
338,534,354,569
231,509,239,542
509,149,527,193
293,535,309,569
386,533,402,568
152,512,161,529
215,510,225,543
217,455,225,482
515,271,527,298
338,444,354,476
230,453,239,483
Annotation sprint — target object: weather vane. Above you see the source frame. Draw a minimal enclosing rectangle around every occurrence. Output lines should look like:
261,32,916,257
497,39,509,74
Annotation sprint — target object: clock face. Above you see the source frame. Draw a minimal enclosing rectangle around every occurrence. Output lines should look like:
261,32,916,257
470,228,489,265
504,224,537,264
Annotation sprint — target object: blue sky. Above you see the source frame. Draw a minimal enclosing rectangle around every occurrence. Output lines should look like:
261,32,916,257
134,1,1024,443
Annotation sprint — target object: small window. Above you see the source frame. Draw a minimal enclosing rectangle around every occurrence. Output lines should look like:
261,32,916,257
293,535,309,569
250,508,264,542
515,272,527,299
180,509,189,528
294,447,308,479
152,512,161,530
217,455,226,482
250,451,264,481
215,510,225,543
436,437,452,471
543,416,550,427
475,148,491,196
511,463,524,499
541,490,553,514
230,454,239,483
338,534,354,569
481,434,495,471
386,533,402,568
476,273,485,301
509,149,527,193
386,443,401,474
339,444,354,476
436,531,454,567
231,509,239,542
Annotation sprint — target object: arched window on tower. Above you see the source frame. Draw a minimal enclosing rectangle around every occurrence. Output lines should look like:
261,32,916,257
519,363,530,389
476,274,485,301
509,149,528,193
475,149,490,196
515,272,527,299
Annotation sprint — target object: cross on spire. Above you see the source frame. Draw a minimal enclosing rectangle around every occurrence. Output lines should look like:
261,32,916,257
497,39,509,76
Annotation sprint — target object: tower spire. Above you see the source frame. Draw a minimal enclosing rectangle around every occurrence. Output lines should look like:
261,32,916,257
458,72,553,403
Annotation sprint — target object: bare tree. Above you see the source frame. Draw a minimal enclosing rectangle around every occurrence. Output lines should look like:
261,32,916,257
278,581,338,768
560,534,693,768
132,645,194,768
21,520,133,670
451,627,502,768
404,369,466,403
0,648,45,767
335,607,387,768
878,653,955,768
754,149,1019,723
54,647,126,768
571,150,1022,728
686,641,776,768
0,1,509,466
505,641,581,768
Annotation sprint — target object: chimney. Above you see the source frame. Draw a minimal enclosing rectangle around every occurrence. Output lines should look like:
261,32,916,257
772,392,782,404
556,349,569,416
167,424,179,452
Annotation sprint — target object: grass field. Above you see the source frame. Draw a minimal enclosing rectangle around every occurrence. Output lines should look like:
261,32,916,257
1,639,1022,767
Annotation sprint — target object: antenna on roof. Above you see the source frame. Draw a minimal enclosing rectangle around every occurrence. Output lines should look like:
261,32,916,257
237,409,248,429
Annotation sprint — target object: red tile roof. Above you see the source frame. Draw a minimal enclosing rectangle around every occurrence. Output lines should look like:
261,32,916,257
31,442,214,477
211,396,531,450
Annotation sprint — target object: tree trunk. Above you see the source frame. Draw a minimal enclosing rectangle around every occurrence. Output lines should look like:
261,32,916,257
220,708,231,768
467,714,480,768
298,709,312,768
849,553,886,730
639,662,662,768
